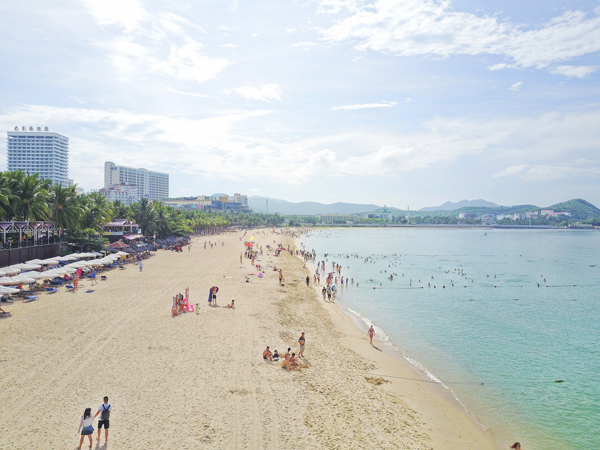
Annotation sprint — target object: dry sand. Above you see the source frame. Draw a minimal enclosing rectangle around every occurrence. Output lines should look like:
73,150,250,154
0,229,495,449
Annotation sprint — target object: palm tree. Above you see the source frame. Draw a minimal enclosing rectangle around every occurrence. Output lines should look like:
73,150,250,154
0,173,15,220
8,171,49,221
80,192,113,231
111,200,130,220
49,184,83,229
131,198,157,236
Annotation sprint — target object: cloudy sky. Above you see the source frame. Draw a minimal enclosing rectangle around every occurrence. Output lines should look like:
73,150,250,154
1,0,599,209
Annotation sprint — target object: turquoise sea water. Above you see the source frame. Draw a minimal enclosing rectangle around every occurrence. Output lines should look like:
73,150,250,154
302,228,599,450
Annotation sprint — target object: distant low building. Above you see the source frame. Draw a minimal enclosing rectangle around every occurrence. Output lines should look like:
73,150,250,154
513,213,526,220
481,214,495,225
540,209,554,216
162,193,251,212
459,213,478,219
316,213,361,223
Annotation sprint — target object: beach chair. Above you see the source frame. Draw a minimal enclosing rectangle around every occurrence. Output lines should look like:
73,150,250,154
101,275,107,281
23,296,38,303
0,309,11,318
45,288,57,294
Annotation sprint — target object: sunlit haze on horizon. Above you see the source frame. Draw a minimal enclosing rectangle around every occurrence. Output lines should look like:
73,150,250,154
1,0,599,209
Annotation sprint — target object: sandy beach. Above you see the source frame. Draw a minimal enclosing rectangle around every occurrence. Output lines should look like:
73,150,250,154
0,229,495,449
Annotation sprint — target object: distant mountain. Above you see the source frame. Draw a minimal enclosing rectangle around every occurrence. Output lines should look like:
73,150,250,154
420,199,499,211
248,196,380,215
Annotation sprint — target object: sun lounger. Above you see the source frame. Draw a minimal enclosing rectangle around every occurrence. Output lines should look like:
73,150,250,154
101,275,107,280
23,296,38,303
46,288,57,294
0,310,11,317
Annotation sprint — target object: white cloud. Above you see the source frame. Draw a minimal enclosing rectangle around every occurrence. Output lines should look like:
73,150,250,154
221,43,237,48
2,104,599,189
81,0,146,31
332,101,398,110
167,87,210,98
405,98,412,104
233,84,282,101
494,165,600,181
286,28,297,33
319,1,600,70
83,3,229,84
550,65,598,79
509,81,523,91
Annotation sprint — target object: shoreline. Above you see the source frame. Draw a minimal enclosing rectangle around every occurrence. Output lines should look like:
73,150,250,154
297,237,496,449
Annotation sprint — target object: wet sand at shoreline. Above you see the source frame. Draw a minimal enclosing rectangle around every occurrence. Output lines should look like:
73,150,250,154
0,229,494,449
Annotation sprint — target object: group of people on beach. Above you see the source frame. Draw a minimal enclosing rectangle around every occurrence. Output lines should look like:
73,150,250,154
262,332,306,370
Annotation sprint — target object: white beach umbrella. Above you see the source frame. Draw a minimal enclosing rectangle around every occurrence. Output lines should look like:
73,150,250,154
21,271,45,280
10,263,42,270
39,258,60,265
57,255,78,261
13,275,36,283
0,268,21,275
116,251,128,256
65,253,83,259
0,285,20,293
0,276,18,285
26,259,45,264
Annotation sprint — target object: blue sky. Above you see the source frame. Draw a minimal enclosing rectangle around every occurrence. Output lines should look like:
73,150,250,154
1,0,599,209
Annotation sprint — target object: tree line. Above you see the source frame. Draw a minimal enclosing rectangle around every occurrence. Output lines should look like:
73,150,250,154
0,170,294,242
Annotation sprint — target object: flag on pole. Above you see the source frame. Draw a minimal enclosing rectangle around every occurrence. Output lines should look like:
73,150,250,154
241,231,247,239
249,235,255,241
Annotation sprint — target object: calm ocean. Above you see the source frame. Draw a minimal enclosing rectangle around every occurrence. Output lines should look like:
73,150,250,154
302,228,599,450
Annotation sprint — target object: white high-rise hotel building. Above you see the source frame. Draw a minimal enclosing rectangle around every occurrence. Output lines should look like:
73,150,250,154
103,161,169,205
7,126,70,186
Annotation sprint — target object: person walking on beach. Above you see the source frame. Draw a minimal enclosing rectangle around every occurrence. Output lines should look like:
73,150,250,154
278,270,283,285
298,332,305,358
91,270,97,286
94,396,112,442
306,275,310,287
139,261,143,272
77,407,94,449
368,325,375,345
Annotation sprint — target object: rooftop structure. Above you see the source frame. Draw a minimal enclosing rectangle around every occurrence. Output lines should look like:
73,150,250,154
7,127,69,185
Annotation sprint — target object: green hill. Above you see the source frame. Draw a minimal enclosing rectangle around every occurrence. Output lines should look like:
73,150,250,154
546,198,600,220
372,199,600,221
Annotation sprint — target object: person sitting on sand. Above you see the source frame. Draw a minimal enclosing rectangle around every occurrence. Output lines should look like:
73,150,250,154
273,350,280,361
263,346,273,361
283,353,298,370
224,300,235,309
284,348,291,361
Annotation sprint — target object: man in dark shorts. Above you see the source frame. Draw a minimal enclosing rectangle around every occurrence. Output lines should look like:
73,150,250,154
94,396,112,442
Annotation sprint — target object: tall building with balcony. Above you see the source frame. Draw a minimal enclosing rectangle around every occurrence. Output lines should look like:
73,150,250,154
104,161,169,205
7,126,69,185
